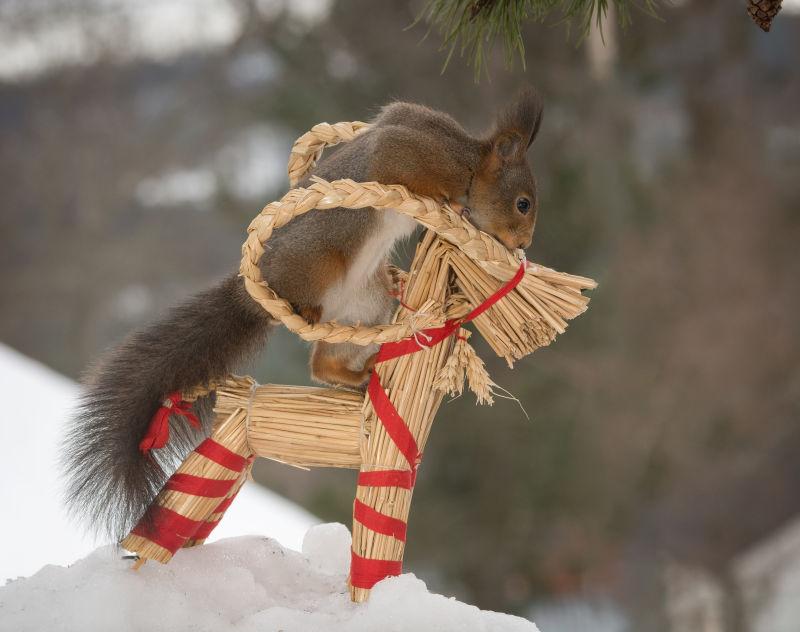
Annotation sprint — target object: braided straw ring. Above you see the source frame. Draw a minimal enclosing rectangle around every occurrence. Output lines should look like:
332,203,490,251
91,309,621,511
287,121,370,187
239,121,529,346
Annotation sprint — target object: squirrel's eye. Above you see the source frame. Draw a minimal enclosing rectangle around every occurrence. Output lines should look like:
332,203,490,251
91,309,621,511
516,197,531,214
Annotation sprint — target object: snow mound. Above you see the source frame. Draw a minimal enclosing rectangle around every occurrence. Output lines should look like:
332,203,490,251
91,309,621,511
0,342,319,582
0,523,538,632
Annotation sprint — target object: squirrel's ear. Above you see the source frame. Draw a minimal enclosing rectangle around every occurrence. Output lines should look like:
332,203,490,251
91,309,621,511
489,87,544,161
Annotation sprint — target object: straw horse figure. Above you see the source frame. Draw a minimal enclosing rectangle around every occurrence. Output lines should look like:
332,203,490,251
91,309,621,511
121,122,596,603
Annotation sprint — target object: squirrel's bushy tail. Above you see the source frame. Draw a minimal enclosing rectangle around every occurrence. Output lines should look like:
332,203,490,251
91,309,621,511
62,274,271,540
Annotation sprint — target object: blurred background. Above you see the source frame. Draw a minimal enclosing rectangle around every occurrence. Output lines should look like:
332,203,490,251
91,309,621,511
1,0,799,630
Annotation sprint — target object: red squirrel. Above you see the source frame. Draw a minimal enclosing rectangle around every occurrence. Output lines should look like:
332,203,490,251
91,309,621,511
63,88,543,539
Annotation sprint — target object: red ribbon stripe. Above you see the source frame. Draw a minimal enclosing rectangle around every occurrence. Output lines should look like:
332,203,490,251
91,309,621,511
353,499,408,542
350,551,403,589
366,373,420,469
131,505,203,555
357,469,416,489
195,439,251,472
164,473,237,498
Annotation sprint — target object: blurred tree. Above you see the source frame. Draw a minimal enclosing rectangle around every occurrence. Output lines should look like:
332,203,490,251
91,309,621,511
419,0,659,77
420,0,788,78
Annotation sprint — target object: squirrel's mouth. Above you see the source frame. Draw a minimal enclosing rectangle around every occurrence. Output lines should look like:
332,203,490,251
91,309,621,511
459,207,530,252
492,230,531,253
460,207,517,251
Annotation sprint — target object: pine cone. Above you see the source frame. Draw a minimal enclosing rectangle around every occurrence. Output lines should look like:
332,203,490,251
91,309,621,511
747,0,783,32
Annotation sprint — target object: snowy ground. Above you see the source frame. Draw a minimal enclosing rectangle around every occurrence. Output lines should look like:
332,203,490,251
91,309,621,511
0,344,541,629
0,523,538,632
0,343,319,582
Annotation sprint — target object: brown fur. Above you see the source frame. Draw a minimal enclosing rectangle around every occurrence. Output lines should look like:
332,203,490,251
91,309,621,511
62,87,545,540
470,87,543,250
292,249,348,324
62,275,272,538
310,341,376,389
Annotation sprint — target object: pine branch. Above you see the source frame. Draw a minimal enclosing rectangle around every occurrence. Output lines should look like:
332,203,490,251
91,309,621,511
418,0,661,78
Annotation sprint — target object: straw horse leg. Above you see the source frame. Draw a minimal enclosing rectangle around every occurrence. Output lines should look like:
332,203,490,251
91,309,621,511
121,406,253,564
349,233,455,602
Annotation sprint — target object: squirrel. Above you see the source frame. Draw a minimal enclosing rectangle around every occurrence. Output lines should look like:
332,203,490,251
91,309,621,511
63,88,544,540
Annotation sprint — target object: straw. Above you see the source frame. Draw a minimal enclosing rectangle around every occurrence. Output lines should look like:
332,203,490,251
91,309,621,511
121,119,597,604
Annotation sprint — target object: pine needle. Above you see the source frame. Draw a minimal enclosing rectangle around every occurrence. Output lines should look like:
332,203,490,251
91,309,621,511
417,0,661,79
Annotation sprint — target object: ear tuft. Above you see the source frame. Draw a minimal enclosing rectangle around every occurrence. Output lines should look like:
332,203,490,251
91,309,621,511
495,132,522,160
489,86,544,159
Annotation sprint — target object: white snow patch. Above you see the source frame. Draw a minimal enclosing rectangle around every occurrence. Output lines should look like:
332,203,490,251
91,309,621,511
302,522,351,575
0,0,334,82
327,47,360,80
529,598,628,632
255,0,333,28
136,167,219,208
133,123,292,209
0,344,96,581
785,0,800,13
226,48,281,88
0,342,319,582
215,124,291,201
0,524,539,632
0,0,242,81
208,480,319,551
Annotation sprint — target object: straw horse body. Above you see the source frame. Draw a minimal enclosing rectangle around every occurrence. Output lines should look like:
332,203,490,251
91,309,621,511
121,122,596,602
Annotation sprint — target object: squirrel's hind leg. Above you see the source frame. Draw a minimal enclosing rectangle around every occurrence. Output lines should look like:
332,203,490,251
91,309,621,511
310,254,398,389
310,341,377,389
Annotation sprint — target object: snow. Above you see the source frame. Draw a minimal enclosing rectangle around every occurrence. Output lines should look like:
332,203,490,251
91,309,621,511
0,523,539,632
207,478,319,550
136,167,219,208
734,516,800,632
215,124,292,201
0,343,319,582
133,124,291,210
0,0,241,80
0,344,95,581
0,343,540,630
528,598,628,632
0,0,334,82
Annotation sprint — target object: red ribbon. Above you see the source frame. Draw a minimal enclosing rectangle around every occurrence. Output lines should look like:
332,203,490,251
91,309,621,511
192,518,221,541
213,495,237,514
376,259,528,364
357,469,416,489
130,466,251,552
367,373,420,469
349,551,403,589
132,505,203,554
192,484,249,540
165,473,237,497
139,392,201,454
353,499,408,542
195,439,251,472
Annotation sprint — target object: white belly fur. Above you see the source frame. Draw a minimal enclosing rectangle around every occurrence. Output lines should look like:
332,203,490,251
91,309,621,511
320,209,417,325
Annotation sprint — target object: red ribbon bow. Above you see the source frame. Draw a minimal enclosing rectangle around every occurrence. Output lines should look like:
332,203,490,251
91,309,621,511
139,392,201,455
